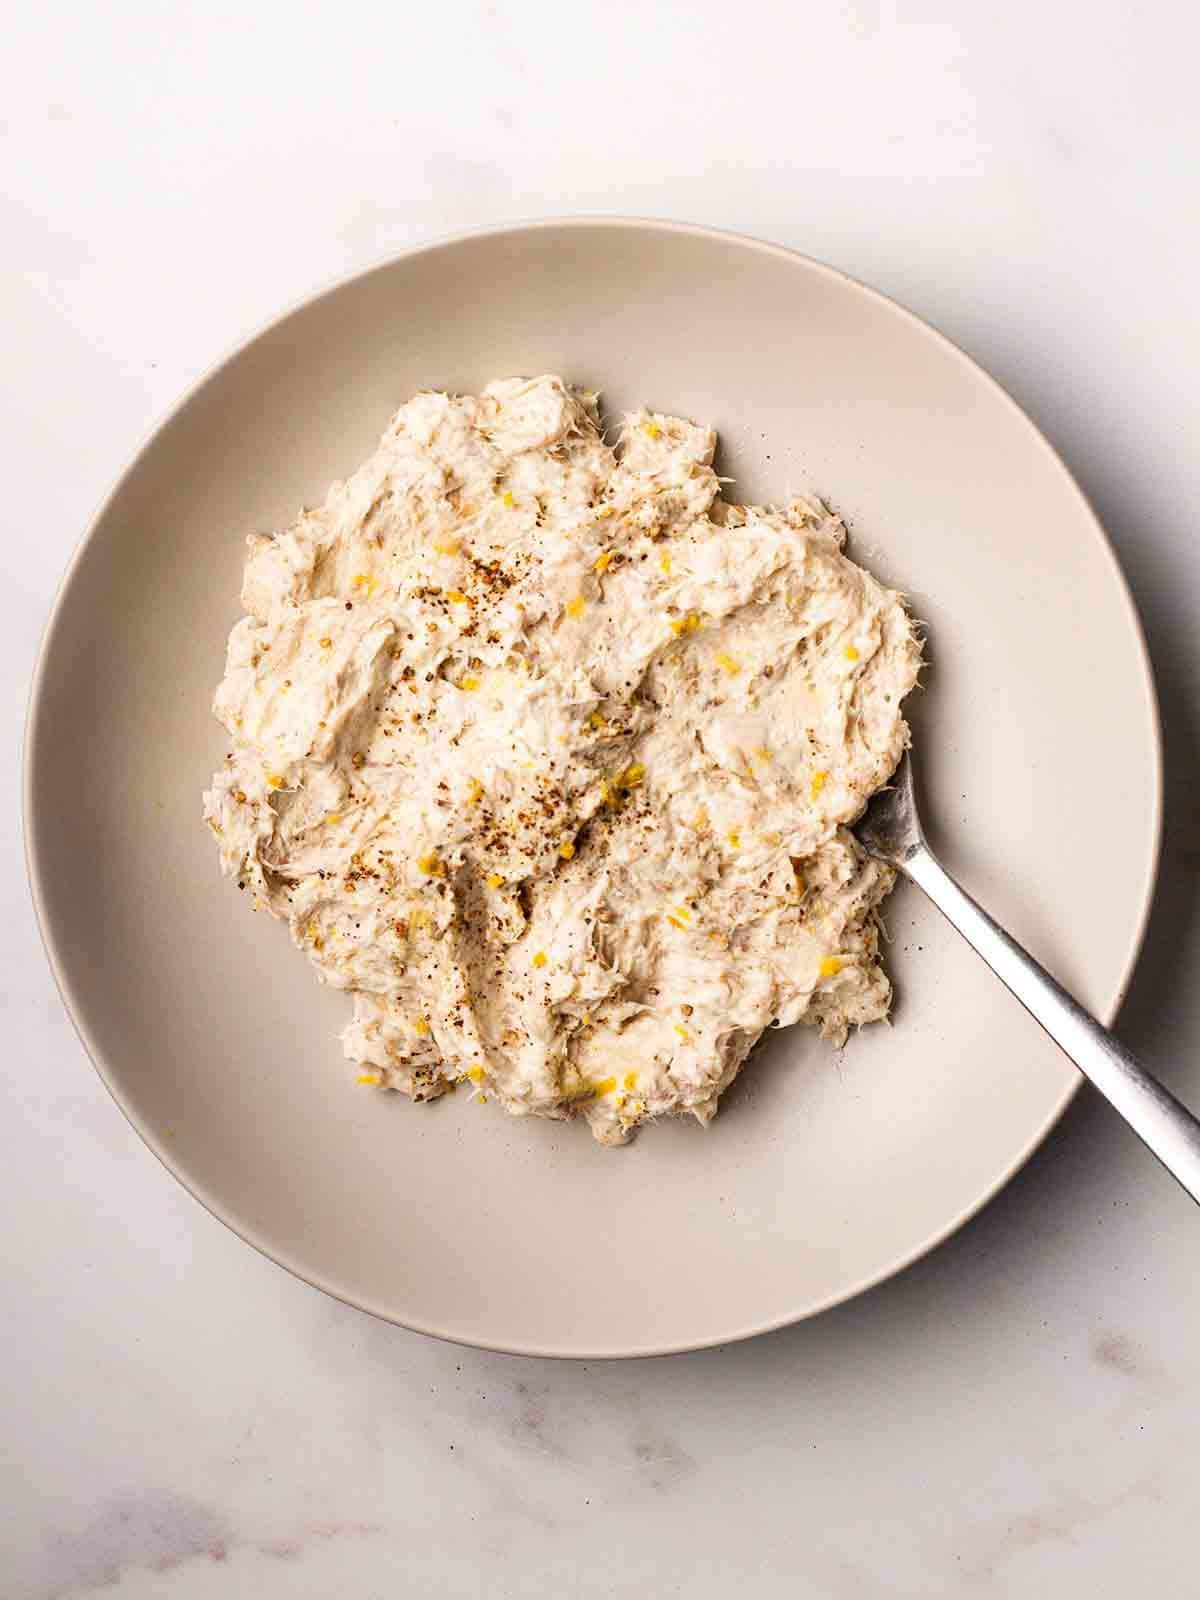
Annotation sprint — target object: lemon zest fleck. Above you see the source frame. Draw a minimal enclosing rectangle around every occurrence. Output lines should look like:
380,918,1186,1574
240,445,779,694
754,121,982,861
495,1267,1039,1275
459,675,481,691
643,421,663,439
819,956,844,978
565,595,586,619
811,770,828,800
433,538,461,555
502,491,515,509
558,840,576,860
660,550,672,574
714,651,740,675
486,872,505,889
593,1076,617,1097
623,1071,638,1091
727,828,741,849
844,645,860,661
446,588,468,604
606,763,644,804
413,1017,431,1036
357,1073,382,1086
669,612,701,636
417,851,443,876
674,1023,689,1042
266,773,285,789
467,1065,485,1084
593,550,615,574
532,950,548,969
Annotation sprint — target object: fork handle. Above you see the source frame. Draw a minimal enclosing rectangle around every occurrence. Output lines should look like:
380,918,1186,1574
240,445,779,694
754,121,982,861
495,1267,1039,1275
904,844,1200,1206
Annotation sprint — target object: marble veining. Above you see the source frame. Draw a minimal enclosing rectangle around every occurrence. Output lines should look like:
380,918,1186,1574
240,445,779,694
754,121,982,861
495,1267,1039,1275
5,1,1200,1596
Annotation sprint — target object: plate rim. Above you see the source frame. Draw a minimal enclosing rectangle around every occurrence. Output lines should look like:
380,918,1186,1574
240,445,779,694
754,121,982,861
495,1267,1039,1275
23,215,1164,1359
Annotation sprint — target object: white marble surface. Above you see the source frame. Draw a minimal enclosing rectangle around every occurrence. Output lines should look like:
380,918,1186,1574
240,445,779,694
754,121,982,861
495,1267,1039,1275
5,2,1200,1594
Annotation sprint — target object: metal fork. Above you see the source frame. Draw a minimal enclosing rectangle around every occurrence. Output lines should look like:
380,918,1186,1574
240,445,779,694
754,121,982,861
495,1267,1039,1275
856,752,1200,1204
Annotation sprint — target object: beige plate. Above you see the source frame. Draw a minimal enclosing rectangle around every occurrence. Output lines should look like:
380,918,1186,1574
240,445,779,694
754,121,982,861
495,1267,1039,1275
26,220,1161,1358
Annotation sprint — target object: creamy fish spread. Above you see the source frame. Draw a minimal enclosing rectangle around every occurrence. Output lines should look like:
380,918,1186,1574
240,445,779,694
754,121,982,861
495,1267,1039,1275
204,376,921,1144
